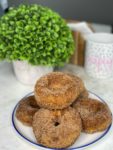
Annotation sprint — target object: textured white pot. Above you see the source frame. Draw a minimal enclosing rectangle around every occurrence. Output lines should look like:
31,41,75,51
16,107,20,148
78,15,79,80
85,33,113,79
13,61,53,85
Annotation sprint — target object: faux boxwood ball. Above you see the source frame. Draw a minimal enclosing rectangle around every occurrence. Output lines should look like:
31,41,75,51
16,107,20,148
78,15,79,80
0,4,75,66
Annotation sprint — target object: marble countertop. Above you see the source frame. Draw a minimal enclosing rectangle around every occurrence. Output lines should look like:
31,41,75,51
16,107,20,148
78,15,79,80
0,61,113,150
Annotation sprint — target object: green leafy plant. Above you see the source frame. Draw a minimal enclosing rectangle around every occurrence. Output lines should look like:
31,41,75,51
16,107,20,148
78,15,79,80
0,4,75,66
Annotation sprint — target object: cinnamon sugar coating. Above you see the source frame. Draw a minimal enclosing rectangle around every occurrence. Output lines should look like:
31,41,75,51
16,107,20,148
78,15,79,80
16,96,40,126
73,98,112,133
34,72,84,110
33,107,82,148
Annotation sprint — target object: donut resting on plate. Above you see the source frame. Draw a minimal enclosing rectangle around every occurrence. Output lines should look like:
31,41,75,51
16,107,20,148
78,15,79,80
73,98,112,133
16,96,39,126
33,107,82,148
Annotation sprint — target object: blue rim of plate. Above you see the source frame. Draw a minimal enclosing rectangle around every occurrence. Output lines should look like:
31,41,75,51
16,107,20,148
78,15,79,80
12,91,112,150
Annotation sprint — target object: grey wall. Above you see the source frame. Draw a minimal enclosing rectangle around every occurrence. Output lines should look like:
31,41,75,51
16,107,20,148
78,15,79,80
5,0,113,25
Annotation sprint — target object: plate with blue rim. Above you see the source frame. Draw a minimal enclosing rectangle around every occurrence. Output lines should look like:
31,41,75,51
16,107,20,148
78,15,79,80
12,91,112,150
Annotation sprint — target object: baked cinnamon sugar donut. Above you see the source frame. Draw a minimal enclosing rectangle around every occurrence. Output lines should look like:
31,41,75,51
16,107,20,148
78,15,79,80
34,72,84,110
16,96,39,126
73,98,112,133
33,107,82,148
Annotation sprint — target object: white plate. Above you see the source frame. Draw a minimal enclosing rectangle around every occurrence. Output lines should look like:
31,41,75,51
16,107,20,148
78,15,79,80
12,91,112,150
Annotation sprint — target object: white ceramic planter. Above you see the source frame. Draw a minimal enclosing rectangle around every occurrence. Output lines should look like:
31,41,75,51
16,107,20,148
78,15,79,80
13,61,53,85
85,33,113,79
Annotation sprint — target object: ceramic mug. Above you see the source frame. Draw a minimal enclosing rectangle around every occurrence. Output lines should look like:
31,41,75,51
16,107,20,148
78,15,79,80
85,33,113,79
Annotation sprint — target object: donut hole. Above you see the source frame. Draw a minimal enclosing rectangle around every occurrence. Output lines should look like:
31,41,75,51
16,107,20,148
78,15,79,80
29,99,38,109
48,75,71,90
30,103,38,109
89,102,103,113
54,121,60,127
80,100,103,114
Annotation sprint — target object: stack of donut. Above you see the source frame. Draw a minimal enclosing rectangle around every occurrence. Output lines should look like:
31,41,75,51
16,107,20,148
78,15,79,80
16,72,112,149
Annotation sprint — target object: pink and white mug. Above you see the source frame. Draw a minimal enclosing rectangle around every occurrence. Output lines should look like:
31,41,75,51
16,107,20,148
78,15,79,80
85,33,113,79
